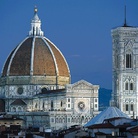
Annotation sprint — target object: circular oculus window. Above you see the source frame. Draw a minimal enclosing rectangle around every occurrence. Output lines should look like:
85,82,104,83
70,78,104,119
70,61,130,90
17,87,23,95
78,101,85,110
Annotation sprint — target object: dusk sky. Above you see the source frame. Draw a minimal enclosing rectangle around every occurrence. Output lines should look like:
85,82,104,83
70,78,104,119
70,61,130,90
0,0,138,89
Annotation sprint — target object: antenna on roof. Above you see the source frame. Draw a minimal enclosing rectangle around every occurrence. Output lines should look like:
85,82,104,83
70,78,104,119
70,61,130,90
123,0,127,27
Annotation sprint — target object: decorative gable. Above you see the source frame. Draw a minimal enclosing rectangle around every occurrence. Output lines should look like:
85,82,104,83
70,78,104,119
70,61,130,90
66,80,99,93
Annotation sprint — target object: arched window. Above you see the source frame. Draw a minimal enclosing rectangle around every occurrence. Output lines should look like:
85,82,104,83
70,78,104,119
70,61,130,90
131,104,133,111
18,107,22,112
130,83,133,90
41,87,48,93
125,82,129,90
126,104,128,111
126,54,132,68
13,107,16,112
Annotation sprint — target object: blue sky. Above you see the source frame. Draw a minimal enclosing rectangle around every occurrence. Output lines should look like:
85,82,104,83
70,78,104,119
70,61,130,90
0,0,138,89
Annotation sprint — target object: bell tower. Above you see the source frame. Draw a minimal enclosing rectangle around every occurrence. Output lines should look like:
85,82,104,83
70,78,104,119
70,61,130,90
111,8,138,118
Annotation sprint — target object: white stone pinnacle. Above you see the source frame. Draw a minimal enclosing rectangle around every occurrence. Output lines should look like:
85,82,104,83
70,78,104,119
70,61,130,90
29,7,44,36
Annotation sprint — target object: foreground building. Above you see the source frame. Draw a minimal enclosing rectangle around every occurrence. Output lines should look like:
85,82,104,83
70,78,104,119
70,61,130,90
0,7,99,130
111,15,138,118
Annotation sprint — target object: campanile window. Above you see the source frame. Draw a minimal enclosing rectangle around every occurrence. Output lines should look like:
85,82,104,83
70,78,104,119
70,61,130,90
126,54,132,68
126,104,128,111
125,82,128,90
130,83,133,90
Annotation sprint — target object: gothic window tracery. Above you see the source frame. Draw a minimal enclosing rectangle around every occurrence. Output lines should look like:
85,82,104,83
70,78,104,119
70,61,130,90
124,78,134,91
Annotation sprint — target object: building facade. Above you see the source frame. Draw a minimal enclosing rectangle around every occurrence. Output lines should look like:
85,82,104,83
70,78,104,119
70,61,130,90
0,7,99,130
111,25,138,118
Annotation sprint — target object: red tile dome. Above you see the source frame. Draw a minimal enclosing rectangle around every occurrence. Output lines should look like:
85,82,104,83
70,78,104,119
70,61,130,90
2,36,70,86
1,7,70,86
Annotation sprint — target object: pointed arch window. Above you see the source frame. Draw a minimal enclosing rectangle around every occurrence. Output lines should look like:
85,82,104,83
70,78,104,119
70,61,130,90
130,83,133,90
131,104,134,111
126,104,128,111
126,54,132,68
125,82,129,90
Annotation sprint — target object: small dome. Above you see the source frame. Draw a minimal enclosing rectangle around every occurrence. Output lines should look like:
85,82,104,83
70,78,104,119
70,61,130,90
84,106,130,127
1,7,70,86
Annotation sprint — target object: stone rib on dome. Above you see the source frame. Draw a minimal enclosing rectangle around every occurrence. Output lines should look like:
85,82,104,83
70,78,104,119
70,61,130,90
46,38,70,77
2,36,70,77
10,38,32,76
2,36,70,86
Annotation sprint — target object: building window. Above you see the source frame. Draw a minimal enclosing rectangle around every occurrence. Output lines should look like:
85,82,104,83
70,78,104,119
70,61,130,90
35,103,37,109
125,82,129,90
13,107,16,112
41,87,48,93
126,54,132,68
131,104,133,111
130,83,133,90
51,101,53,110
17,87,23,95
61,101,63,107
68,98,70,102
95,104,97,108
18,107,22,112
126,104,128,111
68,104,70,108
95,98,97,102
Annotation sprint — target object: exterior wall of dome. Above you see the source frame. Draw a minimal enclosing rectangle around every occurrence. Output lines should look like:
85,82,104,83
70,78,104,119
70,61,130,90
1,36,70,86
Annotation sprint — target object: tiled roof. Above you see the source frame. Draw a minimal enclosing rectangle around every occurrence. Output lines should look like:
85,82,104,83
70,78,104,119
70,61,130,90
46,39,70,77
2,36,70,85
33,38,56,76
